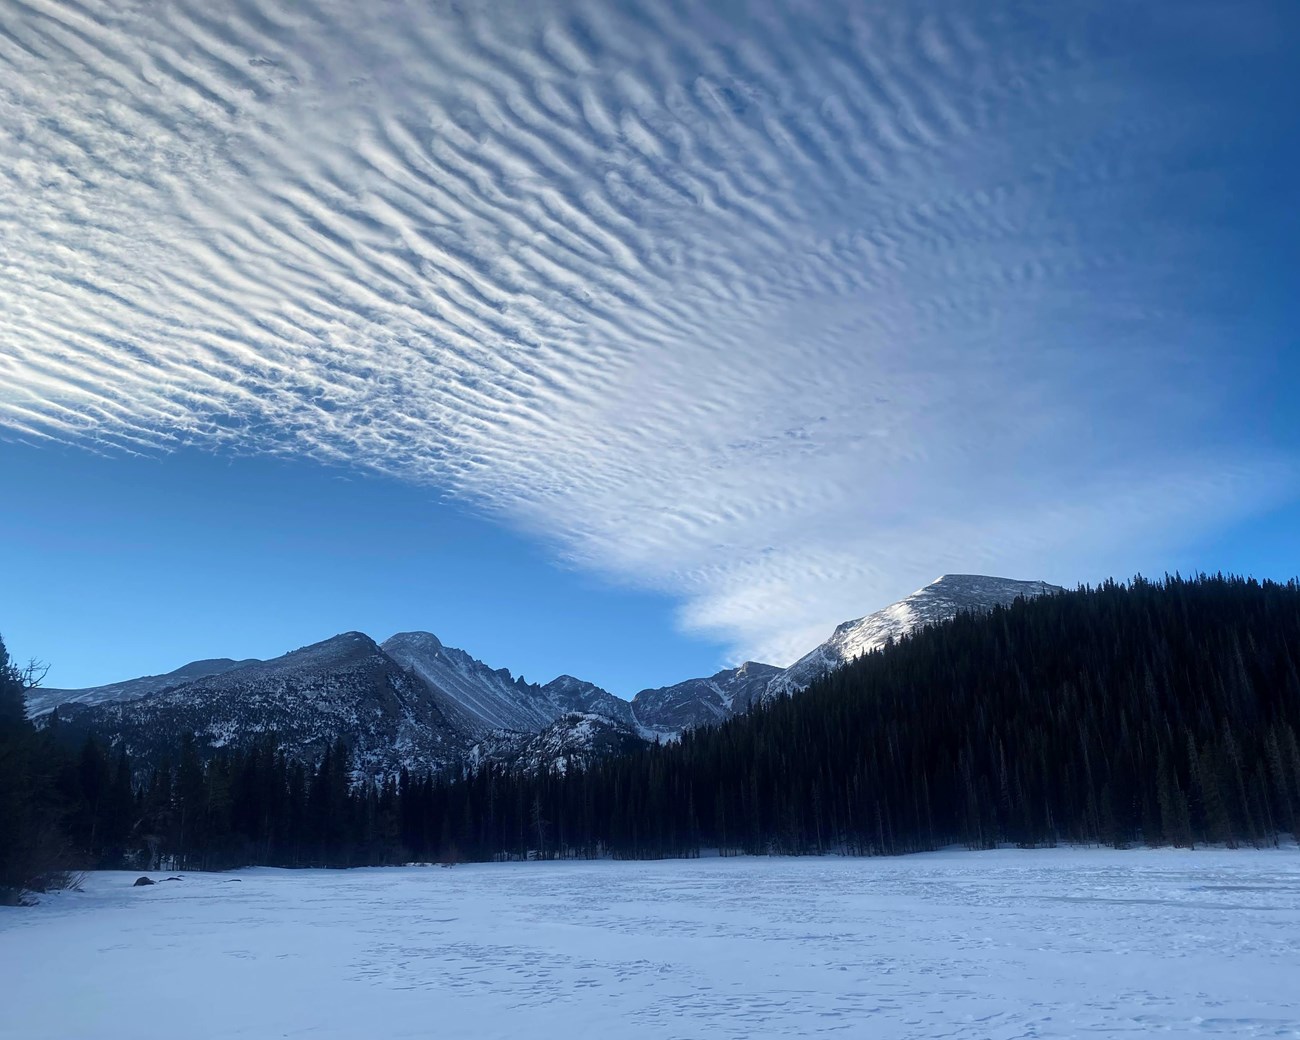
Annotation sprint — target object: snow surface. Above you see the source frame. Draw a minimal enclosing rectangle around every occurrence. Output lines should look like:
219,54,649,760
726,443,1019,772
3,847,1298,1039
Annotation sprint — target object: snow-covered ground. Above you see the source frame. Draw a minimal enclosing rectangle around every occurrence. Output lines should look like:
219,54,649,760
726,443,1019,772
3,848,1299,1039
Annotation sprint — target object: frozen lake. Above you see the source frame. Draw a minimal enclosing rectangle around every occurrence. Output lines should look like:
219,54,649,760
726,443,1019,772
2,848,1299,1038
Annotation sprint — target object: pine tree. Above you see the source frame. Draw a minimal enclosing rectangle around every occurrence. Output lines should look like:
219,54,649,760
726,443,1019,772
0,636,66,901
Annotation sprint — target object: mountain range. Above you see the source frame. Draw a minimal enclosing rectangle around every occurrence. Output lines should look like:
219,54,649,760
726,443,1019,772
33,575,1061,776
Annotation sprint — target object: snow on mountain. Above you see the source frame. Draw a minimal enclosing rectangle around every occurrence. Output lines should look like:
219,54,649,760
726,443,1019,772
381,633,634,737
468,712,648,775
50,633,467,778
625,576,1059,733
539,675,637,729
381,631,548,738
26,657,260,716
765,574,1062,698
630,661,782,736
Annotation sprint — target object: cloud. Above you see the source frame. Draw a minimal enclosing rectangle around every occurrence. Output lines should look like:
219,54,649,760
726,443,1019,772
0,0,1291,664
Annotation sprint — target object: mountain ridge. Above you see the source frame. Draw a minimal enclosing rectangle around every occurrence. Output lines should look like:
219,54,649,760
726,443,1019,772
27,656,262,716
630,661,783,736
46,632,468,778
34,574,1059,776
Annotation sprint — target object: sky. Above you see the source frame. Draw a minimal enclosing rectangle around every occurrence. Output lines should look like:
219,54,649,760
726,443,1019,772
1,0,1297,694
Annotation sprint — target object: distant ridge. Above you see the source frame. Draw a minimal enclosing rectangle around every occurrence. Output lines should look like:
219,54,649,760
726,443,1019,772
27,656,261,716
630,661,782,736
33,574,1059,775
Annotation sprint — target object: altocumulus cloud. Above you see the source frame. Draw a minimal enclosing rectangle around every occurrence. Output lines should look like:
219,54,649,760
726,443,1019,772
0,0,1293,664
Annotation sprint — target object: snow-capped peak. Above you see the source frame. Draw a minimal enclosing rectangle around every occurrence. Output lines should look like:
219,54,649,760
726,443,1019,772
765,574,1062,697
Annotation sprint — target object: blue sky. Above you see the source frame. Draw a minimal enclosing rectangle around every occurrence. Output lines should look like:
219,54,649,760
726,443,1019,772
0,0,1297,693
0,442,732,692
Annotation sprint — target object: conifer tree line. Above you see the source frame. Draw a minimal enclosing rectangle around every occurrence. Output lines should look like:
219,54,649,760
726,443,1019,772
3,574,1300,893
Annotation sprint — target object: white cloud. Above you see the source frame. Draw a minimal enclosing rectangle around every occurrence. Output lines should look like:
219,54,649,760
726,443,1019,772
0,0,1288,665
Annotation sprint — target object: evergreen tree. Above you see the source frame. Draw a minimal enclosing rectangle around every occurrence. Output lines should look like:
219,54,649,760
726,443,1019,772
0,636,66,901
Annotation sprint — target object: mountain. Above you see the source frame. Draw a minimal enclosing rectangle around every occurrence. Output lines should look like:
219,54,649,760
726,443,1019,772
33,574,1061,778
26,657,260,716
630,661,782,736
49,633,467,777
381,632,635,736
537,675,637,729
42,630,637,779
381,631,552,738
764,574,1062,698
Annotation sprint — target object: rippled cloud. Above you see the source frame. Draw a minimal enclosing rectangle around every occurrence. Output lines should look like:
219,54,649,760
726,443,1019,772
1,0,1292,663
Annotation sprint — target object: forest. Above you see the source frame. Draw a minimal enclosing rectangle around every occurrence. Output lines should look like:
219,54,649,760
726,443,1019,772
4,573,1300,898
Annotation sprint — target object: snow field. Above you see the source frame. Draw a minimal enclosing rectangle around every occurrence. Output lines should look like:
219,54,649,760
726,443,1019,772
2,847,1298,1039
